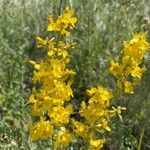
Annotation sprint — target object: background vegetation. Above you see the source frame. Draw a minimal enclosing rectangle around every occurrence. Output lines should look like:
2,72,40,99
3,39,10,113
0,0,150,149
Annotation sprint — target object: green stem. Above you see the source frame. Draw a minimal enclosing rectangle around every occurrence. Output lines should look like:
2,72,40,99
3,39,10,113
51,135,55,150
59,0,63,15
138,128,145,150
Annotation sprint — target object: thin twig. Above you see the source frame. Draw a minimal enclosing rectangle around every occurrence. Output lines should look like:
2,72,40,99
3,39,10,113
138,128,145,150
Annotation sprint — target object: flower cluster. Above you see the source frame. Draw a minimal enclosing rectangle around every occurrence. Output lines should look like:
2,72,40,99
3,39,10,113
29,7,77,149
47,7,77,36
72,86,126,149
109,33,150,94
29,7,150,150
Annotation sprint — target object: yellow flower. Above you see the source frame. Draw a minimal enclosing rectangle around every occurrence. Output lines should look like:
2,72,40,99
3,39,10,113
87,86,113,108
36,36,47,47
122,33,150,63
87,86,113,101
86,87,97,96
30,119,53,141
72,119,86,137
54,127,72,149
117,80,134,94
80,102,105,125
89,139,105,150
109,60,122,78
131,66,146,80
48,105,73,125
58,49,68,58
29,94,36,104
29,60,40,70
47,7,77,36
101,119,111,132
79,86,113,128
124,81,134,94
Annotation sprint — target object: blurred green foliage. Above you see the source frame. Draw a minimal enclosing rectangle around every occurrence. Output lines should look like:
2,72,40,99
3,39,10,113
0,0,150,149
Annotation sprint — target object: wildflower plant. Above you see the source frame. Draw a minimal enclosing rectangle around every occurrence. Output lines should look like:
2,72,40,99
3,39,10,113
29,7,150,150
29,7,77,149
109,33,150,94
